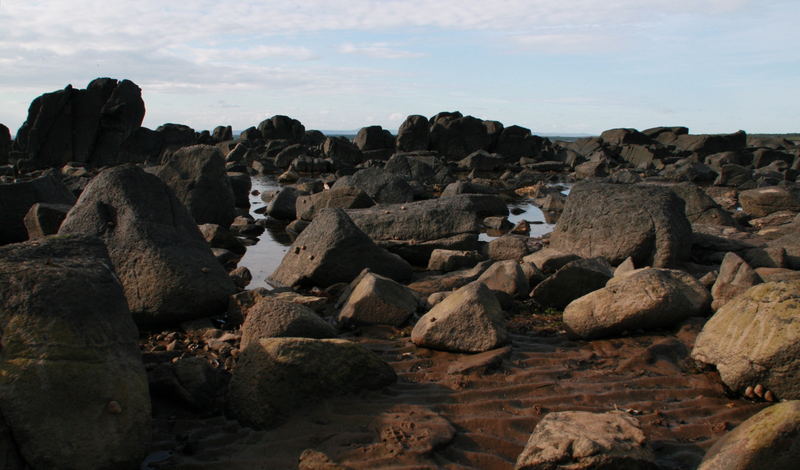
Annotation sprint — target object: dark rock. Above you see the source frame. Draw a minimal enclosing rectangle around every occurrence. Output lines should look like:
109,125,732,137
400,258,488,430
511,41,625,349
230,266,252,288
522,248,581,275
148,356,227,411
154,144,237,227
338,270,419,326
269,208,412,288
59,165,236,326
258,115,305,142
495,125,545,160
753,148,794,169
486,234,538,261
118,126,163,164
296,187,374,221
212,125,233,142
198,223,246,255
714,164,754,187
408,260,492,295
384,152,444,184
427,249,484,272
675,130,747,157
274,143,307,169
440,180,499,197
267,186,308,220
739,186,800,217
227,171,251,208
240,297,336,349
531,257,613,310
0,172,76,245
550,182,693,267
0,123,10,164
458,150,506,172
429,114,492,160
476,259,530,299
155,123,197,155
354,125,394,151
0,235,150,469
22,202,71,239
333,167,414,204
323,137,363,170
396,115,429,152
668,182,735,226
600,128,653,147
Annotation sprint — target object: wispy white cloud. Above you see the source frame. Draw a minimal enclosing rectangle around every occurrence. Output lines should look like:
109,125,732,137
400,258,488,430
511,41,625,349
339,42,424,59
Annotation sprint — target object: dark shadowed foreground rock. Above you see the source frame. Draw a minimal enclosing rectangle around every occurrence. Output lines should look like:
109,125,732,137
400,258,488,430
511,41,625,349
338,270,419,326
59,165,235,327
697,401,800,470
738,185,800,218
0,173,76,244
412,282,508,353
550,182,692,267
240,297,336,349
0,236,150,470
564,268,710,339
269,208,412,288
154,144,237,227
228,338,396,428
692,281,800,399
530,257,613,309
514,410,657,470
23,202,71,239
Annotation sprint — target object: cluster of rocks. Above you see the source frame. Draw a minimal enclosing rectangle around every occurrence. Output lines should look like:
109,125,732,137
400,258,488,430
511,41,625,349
1,78,799,469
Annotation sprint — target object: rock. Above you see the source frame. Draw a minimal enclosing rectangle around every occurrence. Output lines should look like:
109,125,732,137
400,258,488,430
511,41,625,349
496,125,545,160
154,144,237,227
483,215,512,231
333,167,414,204
240,297,336,349
12,78,145,168
600,128,652,147
755,267,800,282
269,208,412,288
228,338,396,428
0,123,10,164
213,125,233,142
198,223,246,255
384,152,443,184
675,131,747,157
530,257,613,310
274,143,307,169
714,164,753,187
447,346,512,375
697,401,800,470
411,282,508,353
227,171,252,208
258,115,305,142
458,150,506,172
0,235,150,469
522,248,580,274
267,186,307,220
396,115,429,152
22,202,71,239
338,270,419,326
410,260,493,295
691,281,800,399
323,137,363,170
564,268,711,339
354,125,394,151
550,182,692,268
59,165,236,326
710,252,762,311
0,173,76,245
476,260,530,299
427,249,483,272
429,114,492,160
147,355,228,411
669,183,735,226
514,411,657,470
440,180,499,197
574,160,608,179
155,123,196,155
295,187,374,221
229,266,252,288
614,256,637,276
739,186,800,217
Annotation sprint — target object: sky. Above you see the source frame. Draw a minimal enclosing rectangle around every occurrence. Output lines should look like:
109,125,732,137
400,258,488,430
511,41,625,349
0,0,798,136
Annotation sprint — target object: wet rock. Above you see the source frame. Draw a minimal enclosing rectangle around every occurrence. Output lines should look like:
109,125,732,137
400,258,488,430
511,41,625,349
564,268,711,339
739,185,800,217
22,202,71,239
0,235,150,469
550,182,692,267
0,172,75,245
269,208,412,288
59,165,236,326
530,257,613,310
338,270,419,326
154,144,237,227
411,282,508,353
710,252,762,311
228,338,396,428
514,411,657,470
240,297,336,349
698,401,800,470
692,280,800,399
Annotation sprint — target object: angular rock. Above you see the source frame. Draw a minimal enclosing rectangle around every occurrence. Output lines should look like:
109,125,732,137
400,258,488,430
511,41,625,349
522,248,580,274
338,270,419,326
354,125,394,151
59,165,236,326
0,235,150,469
530,257,613,310
240,297,336,349
296,187,374,221
333,167,414,204
0,123,10,164
427,249,483,272
486,234,538,261
550,182,693,268
154,144,237,227
711,252,762,311
514,411,656,470
564,268,711,339
267,186,307,220
258,115,305,142
692,280,800,399
411,282,508,353
409,260,493,296
0,173,76,244
227,171,252,208
396,115,429,152
429,114,492,160
697,401,800,470
228,338,396,428
739,186,800,217
477,260,530,299
669,183,735,226
323,137,362,169
22,202,71,239
269,208,412,288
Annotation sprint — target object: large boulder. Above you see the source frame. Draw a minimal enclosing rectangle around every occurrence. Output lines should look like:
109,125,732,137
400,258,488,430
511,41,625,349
675,131,747,157
564,268,711,339
691,281,800,399
12,78,145,168
495,125,545,160
697,401,800,470
668,183,735,226
738,186,800,218
338,270,419,326
258,115,305,142
269,208,412,288
333,167,414,204
295,187,374,221
0,235,150,469
323,137,363,169
153,144,237,227
267,186,307,221
514,411,657,470
240,297,336,349
354,125,394,151
476,259,530,299
411,282,508,353
429,114,492,160
396,115,429,152
710,252,762,311
58,165,236,326
0,123,10,163
22,202,71,239
384,152,444,184
530,257,613,310
0,173,76,244
228,337,396,428
549,182,693,268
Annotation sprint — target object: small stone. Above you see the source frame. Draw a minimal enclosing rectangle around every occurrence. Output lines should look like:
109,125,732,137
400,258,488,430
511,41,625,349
744,385,755,399
764,390,776,402
107,401,122,414
754,384,765,398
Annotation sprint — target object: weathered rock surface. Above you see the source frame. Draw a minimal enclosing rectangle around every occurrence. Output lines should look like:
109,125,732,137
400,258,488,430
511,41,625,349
411,282,508,353
669,183,735,226
228,338,396,428
258,115,305,142
697,401,800,470
59,165,236,326
269,208,412,288
564,268,711,339
476,260,530,299
354,125,394,151
338,270,419,326
514,411,657,470
240,297,336,349
0,173,76,245
427,249,483,272
154,144,237,227
550,182,692,267
739,186,800,217
0,235,150,470
22,202,71,239
296,187,374,221
267,186,307,220
530,257,613,310
396,115,430,152
692,281,800,399
710,252,762,311
333,167,414,204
